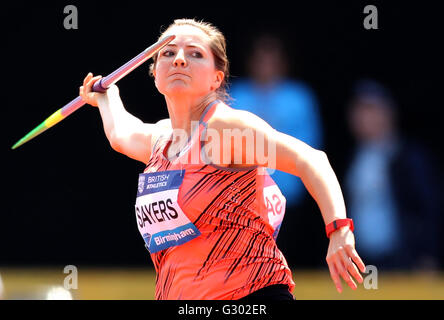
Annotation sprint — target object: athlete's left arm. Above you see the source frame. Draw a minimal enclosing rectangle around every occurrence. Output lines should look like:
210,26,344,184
210,109,366,293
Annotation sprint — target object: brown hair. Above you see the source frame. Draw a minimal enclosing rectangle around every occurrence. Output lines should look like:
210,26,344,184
149,18,231,102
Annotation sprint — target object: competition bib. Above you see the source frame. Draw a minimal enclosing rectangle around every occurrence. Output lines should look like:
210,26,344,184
263,175,286,240
135,170,201,253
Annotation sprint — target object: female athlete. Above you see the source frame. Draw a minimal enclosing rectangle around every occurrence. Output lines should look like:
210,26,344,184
79,18,366,300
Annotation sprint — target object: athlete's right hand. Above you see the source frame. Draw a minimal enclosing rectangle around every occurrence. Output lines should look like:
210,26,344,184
79,72,104,107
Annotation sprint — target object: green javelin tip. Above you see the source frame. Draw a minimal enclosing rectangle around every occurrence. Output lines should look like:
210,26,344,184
11,109,65,150
11,121,49,150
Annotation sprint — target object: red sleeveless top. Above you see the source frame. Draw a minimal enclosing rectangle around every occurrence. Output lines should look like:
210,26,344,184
139,100,295,300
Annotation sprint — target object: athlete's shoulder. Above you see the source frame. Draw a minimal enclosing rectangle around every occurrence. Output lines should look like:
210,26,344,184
211,101,257,122
210,102,273,133
155,118,172,130
148,118,172,152
152,118,172,139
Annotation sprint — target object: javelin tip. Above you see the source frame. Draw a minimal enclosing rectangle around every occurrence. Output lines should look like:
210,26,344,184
11,139,25,150
11,122,49,150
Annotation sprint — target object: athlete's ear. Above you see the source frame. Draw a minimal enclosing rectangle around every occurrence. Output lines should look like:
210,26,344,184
211,70,224,91
150,59,157,79
153,68,160,92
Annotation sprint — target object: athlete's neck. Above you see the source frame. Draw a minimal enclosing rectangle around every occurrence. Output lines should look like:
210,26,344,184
165,92,217,140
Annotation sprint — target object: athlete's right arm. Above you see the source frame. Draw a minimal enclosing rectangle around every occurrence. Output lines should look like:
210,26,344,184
79,72,170,164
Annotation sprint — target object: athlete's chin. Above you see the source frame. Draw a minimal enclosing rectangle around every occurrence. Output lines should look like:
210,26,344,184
164,84,194,97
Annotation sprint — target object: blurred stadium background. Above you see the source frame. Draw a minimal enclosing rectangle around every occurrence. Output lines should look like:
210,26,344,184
1,267,444,299
3,1,443,300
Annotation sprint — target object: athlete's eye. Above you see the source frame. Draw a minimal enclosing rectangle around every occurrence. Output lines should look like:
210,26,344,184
162,50,175,57
191,51,203,58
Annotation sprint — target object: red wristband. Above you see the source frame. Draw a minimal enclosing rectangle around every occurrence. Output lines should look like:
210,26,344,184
325,218,354,238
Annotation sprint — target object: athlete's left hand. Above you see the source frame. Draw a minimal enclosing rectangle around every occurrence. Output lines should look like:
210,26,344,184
326,227,366,293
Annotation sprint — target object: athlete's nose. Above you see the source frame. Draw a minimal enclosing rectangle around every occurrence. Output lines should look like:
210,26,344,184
173,49,187,67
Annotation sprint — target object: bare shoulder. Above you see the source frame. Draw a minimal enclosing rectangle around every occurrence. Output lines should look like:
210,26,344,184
212,103,251,120
204,105,277,169
150,118,172,145
156,118,172,127
208,104,274,135
203,103,323,175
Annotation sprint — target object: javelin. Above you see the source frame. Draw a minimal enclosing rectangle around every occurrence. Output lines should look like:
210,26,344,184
11,34,175,150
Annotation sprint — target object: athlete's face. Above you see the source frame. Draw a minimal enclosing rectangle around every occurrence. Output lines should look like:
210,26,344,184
153,25,224,99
